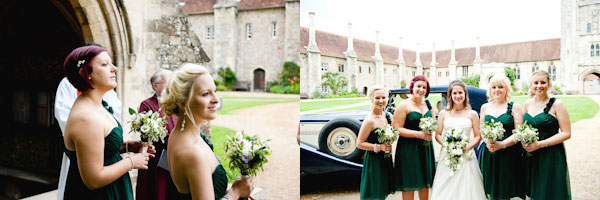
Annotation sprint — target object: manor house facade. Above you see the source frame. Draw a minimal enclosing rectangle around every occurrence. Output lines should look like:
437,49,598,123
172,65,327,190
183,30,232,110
181,0,300,91
301,7,600,98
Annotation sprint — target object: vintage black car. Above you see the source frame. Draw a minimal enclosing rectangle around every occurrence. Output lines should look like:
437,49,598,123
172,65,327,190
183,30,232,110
300,85,487,174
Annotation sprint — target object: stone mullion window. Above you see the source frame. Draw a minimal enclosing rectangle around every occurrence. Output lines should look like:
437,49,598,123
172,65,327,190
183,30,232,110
271,22,277,39
246,23,252,40
205,26,214,40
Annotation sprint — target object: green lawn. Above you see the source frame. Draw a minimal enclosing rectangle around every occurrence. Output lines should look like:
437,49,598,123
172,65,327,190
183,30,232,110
300,98,368,112
310,94,443,113
219,96,297,100
308,95,598,123
211,125,239,183
218,97,298,115
511,96,598,123
317,104,371,113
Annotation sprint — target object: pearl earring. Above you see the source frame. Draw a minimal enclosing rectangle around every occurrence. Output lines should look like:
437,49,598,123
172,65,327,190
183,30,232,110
180,117,186,131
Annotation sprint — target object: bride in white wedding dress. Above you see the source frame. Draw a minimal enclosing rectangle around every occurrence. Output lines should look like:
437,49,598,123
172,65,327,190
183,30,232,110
431,80,486,200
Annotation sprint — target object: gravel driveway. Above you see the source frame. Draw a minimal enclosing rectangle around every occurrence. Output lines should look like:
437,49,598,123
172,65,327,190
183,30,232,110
213,95,300,200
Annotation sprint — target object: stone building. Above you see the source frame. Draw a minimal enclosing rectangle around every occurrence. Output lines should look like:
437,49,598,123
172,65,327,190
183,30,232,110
0,0,209,198
561,0,600,94
180,0,300,91
300,10,600,98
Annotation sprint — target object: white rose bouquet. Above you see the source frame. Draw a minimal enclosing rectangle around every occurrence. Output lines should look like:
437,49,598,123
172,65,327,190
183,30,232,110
480,119,505,154
441,128,472,176
419,117,437,146
374,125,399,158
128,108,168,152
512,122,539,157
224,131,271,176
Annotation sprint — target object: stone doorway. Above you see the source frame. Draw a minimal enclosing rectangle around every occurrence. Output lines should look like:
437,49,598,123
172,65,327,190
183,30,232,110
0,0,83,198
584,72,600,94
254,68,265,91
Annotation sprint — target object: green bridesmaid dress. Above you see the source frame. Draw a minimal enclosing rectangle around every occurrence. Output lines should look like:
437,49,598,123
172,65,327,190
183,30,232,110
64,101,133,200
480,102,526,200
176,132,228,200
523,98,571,200
360,112,394,200
393,100,436,191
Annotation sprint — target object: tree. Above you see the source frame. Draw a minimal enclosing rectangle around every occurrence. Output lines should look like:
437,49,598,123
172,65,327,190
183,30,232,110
504,67,516,86
321,72,348,95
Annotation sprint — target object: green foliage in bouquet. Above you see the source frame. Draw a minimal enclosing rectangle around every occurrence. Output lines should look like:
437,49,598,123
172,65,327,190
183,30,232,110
128,108,168,143
224,131,271,176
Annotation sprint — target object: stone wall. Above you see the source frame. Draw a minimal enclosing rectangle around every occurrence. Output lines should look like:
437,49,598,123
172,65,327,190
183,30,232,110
236,8,286,90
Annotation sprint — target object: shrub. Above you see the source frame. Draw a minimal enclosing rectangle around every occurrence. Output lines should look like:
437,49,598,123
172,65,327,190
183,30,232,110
400,80,407,88
269,62,300,94
552,85,563,95
522,82,529,95
218,66,237,90
312,88,322,99
461,75,480,87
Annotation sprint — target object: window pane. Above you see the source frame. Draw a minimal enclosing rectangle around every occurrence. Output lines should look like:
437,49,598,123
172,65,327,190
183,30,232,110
588,23,592,33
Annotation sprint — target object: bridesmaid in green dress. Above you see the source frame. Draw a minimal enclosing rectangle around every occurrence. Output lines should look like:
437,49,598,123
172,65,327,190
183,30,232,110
159,63,252,200
357,85,394,200
479,75,526,199
62,45,153,199
522,70,571,199
392,75,436,200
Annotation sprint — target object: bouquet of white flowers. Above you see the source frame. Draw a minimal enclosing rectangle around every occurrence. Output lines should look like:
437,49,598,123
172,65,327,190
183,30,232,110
374,125,399,158
128,108,168,152
480,119,505,154
441,128,472,176
224,131,271,176
419,117,437,146
512,122,539,157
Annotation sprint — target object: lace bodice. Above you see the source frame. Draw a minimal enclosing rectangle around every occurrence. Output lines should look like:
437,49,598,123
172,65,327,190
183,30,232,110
443,117,473,137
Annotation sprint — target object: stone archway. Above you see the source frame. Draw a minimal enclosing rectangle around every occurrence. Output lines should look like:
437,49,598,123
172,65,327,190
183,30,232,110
254,68,266,91
580,68,600,94
0,0,133,198
0,0,91,198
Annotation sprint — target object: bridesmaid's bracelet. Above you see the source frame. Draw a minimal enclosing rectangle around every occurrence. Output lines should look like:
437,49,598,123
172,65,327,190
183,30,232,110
545,141,549,148
126,156,134,171
374,144,380,153
220,194,233,200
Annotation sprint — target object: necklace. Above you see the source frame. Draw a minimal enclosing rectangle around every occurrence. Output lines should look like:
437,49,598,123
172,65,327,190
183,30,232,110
533,98,549,109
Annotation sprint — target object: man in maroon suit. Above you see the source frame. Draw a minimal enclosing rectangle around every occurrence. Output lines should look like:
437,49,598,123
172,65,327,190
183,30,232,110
136,70,178,200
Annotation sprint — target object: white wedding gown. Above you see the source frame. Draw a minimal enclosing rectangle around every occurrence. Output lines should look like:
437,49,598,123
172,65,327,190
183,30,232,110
431,117,486,200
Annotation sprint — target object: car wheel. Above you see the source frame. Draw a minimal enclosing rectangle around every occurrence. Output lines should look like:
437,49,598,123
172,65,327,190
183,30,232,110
318,118,364,161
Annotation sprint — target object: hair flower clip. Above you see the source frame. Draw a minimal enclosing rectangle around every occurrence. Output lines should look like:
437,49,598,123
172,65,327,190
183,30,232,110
77,60,86,68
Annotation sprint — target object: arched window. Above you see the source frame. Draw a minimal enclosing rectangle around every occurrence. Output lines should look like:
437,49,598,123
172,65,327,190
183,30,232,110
592,44,595,57
515,65,520,79
595,44,599,56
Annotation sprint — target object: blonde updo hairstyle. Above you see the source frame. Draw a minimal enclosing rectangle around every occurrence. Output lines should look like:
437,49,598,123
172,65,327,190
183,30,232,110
487,74,512,102
528,70,552,97
159,63,209,117
367,85,388,102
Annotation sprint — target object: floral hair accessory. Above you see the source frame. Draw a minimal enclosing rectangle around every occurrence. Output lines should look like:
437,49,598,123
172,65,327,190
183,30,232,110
77,60,86,68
